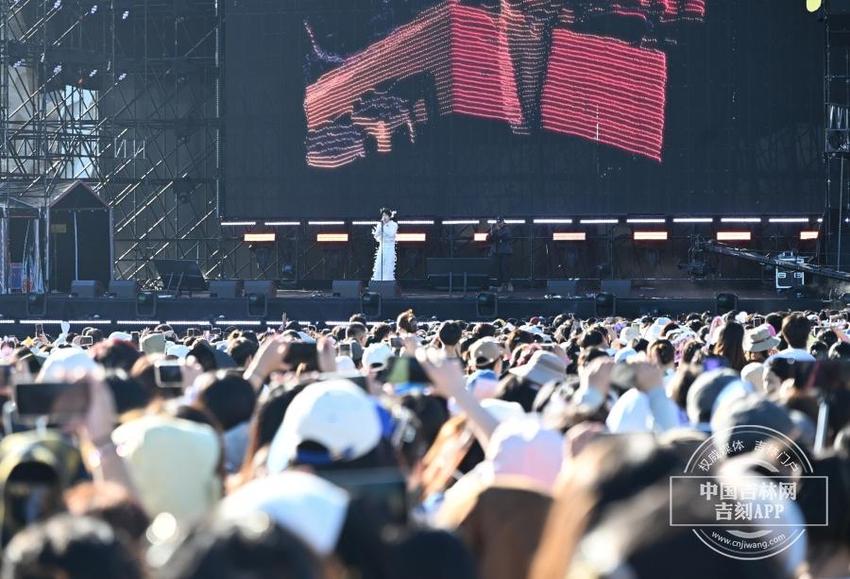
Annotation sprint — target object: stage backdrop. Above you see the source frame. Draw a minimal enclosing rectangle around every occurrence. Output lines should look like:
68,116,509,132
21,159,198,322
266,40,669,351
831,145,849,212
222,0,824,219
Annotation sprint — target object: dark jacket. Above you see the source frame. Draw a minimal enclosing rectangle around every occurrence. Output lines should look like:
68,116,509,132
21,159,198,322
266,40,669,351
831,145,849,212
489,224,513,255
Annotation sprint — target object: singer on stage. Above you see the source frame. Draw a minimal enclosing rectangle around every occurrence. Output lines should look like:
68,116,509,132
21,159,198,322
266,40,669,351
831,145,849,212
372,208,398,281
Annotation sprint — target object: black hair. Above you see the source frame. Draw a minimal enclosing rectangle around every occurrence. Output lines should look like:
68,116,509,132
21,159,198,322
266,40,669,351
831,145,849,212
830,341,850,360
195,370,257,431
103,372,152,415
240,383,309,476
438,321,463,347
90,339,141,373
188,341,218,372
400,393,449,450
370,323,393,345
781,312,811,350
386,529,476,579
3,515,143,579
159,514,323,579
578,328,605,350
810,340,829,361
346,322,368,342
379,207,397,222
227,338,258,368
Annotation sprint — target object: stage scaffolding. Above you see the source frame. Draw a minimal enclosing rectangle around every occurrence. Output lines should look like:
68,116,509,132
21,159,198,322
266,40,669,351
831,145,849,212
0,0,221,290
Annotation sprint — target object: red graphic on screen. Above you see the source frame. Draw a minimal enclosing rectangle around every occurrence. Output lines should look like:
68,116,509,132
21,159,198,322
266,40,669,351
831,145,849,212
304,0,706,168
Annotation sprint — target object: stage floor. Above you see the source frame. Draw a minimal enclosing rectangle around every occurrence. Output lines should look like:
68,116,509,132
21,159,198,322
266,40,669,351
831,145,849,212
0,284,826,335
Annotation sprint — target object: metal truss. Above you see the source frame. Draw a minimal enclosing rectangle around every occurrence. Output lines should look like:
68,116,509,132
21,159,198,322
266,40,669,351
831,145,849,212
1,0,221,289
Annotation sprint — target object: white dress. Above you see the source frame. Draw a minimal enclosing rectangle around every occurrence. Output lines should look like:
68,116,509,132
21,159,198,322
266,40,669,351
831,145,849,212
371,220,398,281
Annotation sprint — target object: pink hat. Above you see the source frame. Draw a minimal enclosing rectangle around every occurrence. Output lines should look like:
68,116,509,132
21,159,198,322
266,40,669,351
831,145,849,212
484,417,564,492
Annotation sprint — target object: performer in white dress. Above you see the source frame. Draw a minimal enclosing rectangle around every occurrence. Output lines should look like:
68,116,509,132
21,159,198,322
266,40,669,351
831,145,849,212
372,208,398,281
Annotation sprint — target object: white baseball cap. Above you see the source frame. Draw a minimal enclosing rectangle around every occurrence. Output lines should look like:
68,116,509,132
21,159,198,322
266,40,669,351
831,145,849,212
362,342,393,369
38,346,97,381
266,379,382,473
219,471,349,555
643,317,672,341
618,325,640,346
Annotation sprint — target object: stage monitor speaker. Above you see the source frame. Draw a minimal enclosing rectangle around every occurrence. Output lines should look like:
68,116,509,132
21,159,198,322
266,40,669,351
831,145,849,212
368,281,400,298
243,280,276,298
476,292,498,318
546,279,579,297
209,280,243,298
361,292,382,318
601,279,631,298
26,293,47,317
595,292,616,317
135,291,157,318
332,280,364,299
716,293,738,315
70,280,103,298
109,280,139,299
247,293,268,318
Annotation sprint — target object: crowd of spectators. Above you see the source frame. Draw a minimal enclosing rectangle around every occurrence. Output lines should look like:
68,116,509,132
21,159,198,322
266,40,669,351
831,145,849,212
0,306,849,578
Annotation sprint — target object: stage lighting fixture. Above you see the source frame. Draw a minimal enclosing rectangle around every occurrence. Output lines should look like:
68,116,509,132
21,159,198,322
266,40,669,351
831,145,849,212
361,291,382,318
247,293,268,318
244,232,276,243
594,292,616,317
716,231,751,242
474,232,489,242
807,0,822,12
632,231,668,241
26,293,47,317
316,233,349,243
476,292,498,318
396,233,426,242
716,293,738,315
553,232,586,241
135,291,157,317
673,217,713,223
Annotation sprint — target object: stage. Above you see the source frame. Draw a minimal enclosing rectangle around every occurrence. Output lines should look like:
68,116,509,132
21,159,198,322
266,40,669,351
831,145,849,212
0,283,827,335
